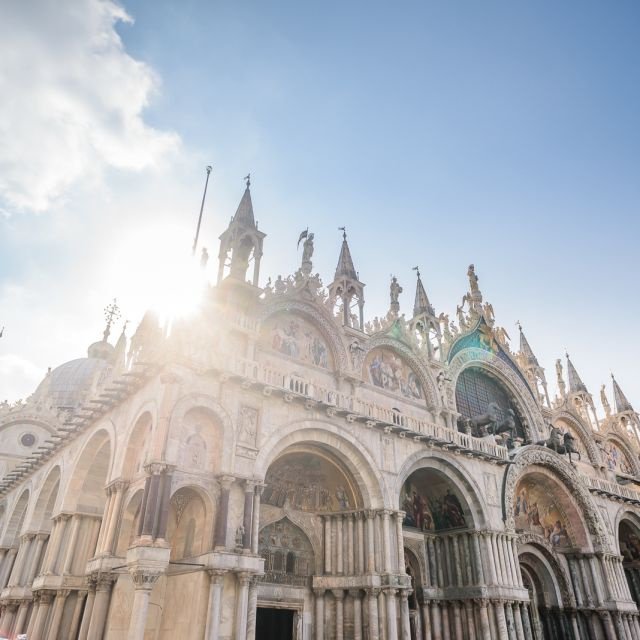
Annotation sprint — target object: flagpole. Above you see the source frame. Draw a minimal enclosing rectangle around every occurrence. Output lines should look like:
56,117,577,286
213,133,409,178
192,165,212,256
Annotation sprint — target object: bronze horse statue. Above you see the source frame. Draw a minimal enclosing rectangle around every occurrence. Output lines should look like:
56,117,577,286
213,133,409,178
536,425,581,463
459,402,516,447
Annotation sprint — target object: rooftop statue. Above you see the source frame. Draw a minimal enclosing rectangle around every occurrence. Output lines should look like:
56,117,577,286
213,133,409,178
467,264,480,295
601,384,612,418
390,276,403,305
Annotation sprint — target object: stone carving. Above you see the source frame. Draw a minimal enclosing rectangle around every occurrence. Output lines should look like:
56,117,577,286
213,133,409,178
601,385,612,418
235,525,245,548
172,491,193,525
238,406,259,446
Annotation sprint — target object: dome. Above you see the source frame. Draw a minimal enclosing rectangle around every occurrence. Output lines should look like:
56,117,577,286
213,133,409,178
34,357,111,410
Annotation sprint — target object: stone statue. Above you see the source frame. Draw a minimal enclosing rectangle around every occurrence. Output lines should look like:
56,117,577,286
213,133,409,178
555,359,566,397
494,326,510,348
274,275,286,294
390,276,403,305
235,525,245,548
456,304,468,331
302,233,314,263
601,384,612,417
200,247,209,269
467,264,480,295
483,302,495,325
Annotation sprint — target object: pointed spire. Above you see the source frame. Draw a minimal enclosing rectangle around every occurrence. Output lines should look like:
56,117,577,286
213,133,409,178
517,322,539,366
334,227,358,280
612,374,634,413
413,267,434,317
566,353,588,394
232,181,256,228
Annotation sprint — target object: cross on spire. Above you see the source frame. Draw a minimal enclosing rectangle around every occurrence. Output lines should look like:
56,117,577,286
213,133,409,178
103,298,121,342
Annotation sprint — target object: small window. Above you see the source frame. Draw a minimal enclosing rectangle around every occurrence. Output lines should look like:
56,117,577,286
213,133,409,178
20,433,36,447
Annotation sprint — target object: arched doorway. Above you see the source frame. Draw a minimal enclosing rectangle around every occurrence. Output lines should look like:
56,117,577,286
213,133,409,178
257,444,364,640
619,518,640,608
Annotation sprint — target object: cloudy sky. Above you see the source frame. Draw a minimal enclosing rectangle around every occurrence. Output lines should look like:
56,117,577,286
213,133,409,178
1,0,639,411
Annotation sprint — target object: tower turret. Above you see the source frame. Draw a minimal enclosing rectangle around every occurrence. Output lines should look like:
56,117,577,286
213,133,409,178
217,176,266,287
327,228,365,330
409,267,440,359
611,374,640,446
565,353,599,429
516,323,550,407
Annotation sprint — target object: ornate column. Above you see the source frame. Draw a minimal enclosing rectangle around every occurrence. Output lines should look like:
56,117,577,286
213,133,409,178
421,596,432,640
96,487,115,552
78,577,97,640
350,589,363,640
382,510,393,574
441,603,451,640
205,570,226,640
234,572,251,640
246,576,259,640
452,536,462,587
63,515,82,574
367,588,380,640
8,533,33,585
333,589,345,640
567,557,584,607
251,483,263,555
0,547,17,588
366,511,376,573
481,532,496,585
336,515,344,575
46,589,70,640
213,475,235,549
452,601,463,639
588,555,605,604
347,514,355,575
31,591,54,639
17,598,32,636
430,600,442,640
357,513,365,574
511,537,523,587
87,573,116,639
314,588,325,640
520,603,533,640
470,532,485,585
504,601,516,639
599,610,617,640
2,601,18,635
399,591,411,640
69,590,88,640
324,515,332,574
426,537,437,587
578,557,594,607
127,570,161,640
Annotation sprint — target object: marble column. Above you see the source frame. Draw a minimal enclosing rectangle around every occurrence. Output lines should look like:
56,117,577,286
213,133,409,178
399,591,411,640
386,588,399,640
0,547,17,588
520,603,533,640
356,513,365,574
504,601,515,640
314,589,325,640
78,579,97,640
128,571,160,640
214,476,234,549
104,480,128,553
431,601,442,640
471,533,485,585
589,555,605,605
511,538,523,587
382,511,393,574
205,570,225,640
441,603,450,640
579,557,594,607
452,601,463,639
333,589,345,640
426,537,437,587
482,533,496,585
336,515,344,575
351,589,363,640
87,574,115,639
242,480,255,551
366,511,376,573
2,602,18,635
234,572,251,640
322,516,332,574
246,577,258,640
493,600,509,640
567,557,584,608
68,590,88,640
464,601,476,640
452,536,462,587
367,589,380,640
46,589,69,640
63,516,82,574
251,483,263,555
395,511,405,573
421,599,432,640
26,533,48,583
347,514,355,575
8,533,33,586
16,598,31,636
32,591,53,639
599,611,617,640
378,591,386,640
96,488,115,551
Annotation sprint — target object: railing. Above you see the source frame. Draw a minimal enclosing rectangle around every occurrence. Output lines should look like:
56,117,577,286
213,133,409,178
221,355,510,461
584,475,640,502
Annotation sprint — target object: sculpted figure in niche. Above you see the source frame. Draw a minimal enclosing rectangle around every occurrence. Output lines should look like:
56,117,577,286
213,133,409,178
238,406,258,445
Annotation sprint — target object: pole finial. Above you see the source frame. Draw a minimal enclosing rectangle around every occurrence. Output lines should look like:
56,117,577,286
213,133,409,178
412,265,421,279
244,173,251,188
338,226,346,240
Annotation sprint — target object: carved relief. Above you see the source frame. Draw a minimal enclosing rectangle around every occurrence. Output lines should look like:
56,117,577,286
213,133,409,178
238,406,259,447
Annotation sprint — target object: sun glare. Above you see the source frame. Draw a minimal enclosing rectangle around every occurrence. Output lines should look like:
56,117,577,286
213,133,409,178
107,225,209,328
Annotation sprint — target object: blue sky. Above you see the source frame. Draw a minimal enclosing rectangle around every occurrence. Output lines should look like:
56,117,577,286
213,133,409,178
1,0,639,409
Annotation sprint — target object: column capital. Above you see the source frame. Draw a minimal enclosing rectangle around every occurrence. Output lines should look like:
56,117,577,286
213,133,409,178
243,478,256,492
130,568,161,591
399,590,409,601
207,569,227,584
36,532,49,541
348,588,362,598
56,589,71,598
144,461,175,476
367,587,382,597
95,572,117,591
107,478,130,493
365,509,377,520
313,587,326,596
39,591,54,605
396,510,406,520
237,571,252,587
386,587,398,596
216,474,236,490
331,588,345,600
20,532,35,542
474,598,489,608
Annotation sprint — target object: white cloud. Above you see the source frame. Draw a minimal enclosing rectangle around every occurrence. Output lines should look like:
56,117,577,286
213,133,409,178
0,0,179,212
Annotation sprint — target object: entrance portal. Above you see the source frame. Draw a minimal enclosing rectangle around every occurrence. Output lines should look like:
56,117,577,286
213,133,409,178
256,607,295,640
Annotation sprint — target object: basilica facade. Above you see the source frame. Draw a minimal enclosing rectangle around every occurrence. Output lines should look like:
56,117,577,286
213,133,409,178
1,184,640,640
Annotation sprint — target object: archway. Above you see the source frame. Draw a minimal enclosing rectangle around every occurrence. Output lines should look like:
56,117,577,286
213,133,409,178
619,517,640,609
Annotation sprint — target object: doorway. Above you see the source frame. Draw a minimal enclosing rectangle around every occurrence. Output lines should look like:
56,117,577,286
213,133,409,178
256,607,295,640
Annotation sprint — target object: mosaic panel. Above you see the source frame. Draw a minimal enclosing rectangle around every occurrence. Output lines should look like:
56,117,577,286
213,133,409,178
365,348,423,400
620,522,640,563
603,440,633,475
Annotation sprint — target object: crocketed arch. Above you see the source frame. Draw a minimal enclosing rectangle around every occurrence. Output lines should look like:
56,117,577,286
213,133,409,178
552,410,601,466
449,347,545,442
360,335,439,412
255,420,386,509
504,446,610,551
31,465,61,531
2,489,30,546
395,450,489,530
166,394,233,472
258,299,349,373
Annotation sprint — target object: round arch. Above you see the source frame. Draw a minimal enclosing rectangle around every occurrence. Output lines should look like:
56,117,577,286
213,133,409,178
360,335,440,412
115,488,145,556
167,484,214,561
258,299,350,373
552,411,601,466
2,489,30,547
504,446,610,551
30,465,61,532
119,410,154,480
601,432,640,476
395,450,489,530
449,347,545,442
255,420,387,509
61,428,113,513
